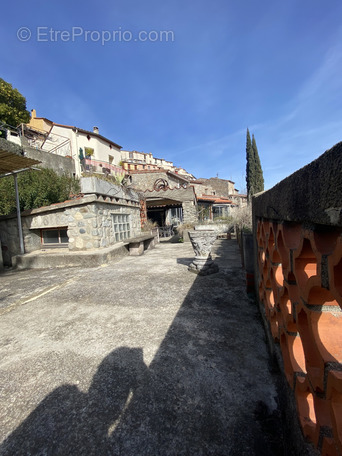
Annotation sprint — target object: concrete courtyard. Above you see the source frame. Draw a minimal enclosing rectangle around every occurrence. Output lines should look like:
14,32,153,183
0,240,312,455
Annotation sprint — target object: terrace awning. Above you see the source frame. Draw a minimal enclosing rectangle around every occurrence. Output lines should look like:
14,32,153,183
0,138,40,175
0,138,41,255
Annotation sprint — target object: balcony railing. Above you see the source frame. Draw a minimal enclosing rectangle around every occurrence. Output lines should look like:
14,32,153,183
84,158,125,176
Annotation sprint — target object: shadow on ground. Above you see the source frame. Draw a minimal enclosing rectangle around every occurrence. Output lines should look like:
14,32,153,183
0,240,307,455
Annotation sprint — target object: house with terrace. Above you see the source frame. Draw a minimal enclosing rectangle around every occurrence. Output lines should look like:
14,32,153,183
15,110,124,179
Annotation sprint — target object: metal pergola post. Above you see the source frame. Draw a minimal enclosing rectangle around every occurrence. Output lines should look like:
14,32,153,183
13,173,24,255
0,168,41,257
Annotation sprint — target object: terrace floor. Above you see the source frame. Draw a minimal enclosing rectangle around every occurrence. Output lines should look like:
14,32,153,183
0,240,313,455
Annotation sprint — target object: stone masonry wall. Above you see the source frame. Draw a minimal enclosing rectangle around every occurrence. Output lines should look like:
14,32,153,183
0,195,141,263
0,206,70,265
182,201,198,224
253,142,342,456
66,199,141,251
130,171,186,191
196,177,235,197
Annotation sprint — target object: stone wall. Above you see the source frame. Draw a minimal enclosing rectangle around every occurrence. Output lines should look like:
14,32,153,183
182,201,198,224
0,178,141,264
130,171,186,191
66,199,141,251
196,177,235,197
252,142,342,456
23,146,76,176
191,182,215,196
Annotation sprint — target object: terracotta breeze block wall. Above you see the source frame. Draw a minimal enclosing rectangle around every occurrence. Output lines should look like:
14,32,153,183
253,142,342,456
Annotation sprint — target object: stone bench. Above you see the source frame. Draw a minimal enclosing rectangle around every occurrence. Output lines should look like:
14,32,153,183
123,233,156,256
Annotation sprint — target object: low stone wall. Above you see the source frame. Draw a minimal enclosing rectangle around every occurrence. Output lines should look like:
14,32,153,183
253,142,342,456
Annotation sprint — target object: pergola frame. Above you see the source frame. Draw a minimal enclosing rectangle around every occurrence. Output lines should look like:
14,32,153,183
0,138,41,255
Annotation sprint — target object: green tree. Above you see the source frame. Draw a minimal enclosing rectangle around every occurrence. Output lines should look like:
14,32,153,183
0,78,30,138
251,134,264,194
0,168,80,216
245,128,255,197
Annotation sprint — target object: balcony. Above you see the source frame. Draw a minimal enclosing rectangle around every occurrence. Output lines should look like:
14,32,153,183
84,158,125,176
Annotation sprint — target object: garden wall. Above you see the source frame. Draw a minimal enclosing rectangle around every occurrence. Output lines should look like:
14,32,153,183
253,142,342,456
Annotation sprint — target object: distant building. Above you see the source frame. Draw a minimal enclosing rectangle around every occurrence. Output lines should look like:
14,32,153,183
196,195,234,221
190,181,216,197
194,177,237,197
121,149,194,180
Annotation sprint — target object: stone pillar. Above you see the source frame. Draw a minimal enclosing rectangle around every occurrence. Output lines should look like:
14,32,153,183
140,199,147,228
182,201,198,224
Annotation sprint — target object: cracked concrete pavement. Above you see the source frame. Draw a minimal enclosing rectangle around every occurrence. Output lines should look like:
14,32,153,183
0,240,311,455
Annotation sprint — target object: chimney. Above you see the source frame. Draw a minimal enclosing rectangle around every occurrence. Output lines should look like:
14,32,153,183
93,126,99,134
31,109,37,119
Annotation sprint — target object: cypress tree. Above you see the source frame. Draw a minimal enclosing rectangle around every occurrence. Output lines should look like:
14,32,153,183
252,134,264,193
245,128,255,197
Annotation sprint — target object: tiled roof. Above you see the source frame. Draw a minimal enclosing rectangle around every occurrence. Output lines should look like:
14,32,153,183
30,117,122,149
54,125,122,149
197,194,232,204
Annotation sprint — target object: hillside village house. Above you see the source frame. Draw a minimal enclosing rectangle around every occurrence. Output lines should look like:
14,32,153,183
125,169,195,226
129,169,236,226
23,110,123,178
4,110,246,231
121,150,174,171
194,177,247,208
120,149,195,180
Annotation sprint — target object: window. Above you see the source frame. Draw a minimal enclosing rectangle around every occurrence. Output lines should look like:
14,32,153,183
41,228,68,246
85,147,94,158
169,207,183,225
112,214,131,242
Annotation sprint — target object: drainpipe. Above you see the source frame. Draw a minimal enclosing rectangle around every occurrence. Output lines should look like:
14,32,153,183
74,128,81,177
14,174,24,254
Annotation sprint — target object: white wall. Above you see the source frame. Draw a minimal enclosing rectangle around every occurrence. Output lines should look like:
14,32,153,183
50,126,121,177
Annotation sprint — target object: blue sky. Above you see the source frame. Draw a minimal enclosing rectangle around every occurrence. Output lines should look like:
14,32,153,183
1,0,342,191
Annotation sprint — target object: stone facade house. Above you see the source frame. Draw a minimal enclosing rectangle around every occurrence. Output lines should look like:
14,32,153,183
126,170,197,227
194,177,237,197
128,169,190,192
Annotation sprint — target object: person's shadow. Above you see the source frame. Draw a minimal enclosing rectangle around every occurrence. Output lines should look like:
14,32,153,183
0,347,148,456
